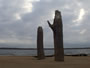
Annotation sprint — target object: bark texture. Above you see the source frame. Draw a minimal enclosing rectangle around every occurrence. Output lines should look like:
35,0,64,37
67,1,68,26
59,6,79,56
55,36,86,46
47,10,64,61
37,26,45,60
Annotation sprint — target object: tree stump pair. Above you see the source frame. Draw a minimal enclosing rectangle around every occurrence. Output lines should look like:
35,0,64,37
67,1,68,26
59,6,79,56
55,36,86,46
37,10,64,61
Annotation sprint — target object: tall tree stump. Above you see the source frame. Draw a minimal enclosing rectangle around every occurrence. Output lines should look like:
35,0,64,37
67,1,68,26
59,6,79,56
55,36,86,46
37,26,45,60
47,10,64,61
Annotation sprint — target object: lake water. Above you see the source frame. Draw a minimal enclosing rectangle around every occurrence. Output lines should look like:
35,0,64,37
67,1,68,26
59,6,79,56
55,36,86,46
0,49,90,56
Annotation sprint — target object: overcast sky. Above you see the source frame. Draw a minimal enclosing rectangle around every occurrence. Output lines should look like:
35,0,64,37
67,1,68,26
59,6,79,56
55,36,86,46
0,0,90,48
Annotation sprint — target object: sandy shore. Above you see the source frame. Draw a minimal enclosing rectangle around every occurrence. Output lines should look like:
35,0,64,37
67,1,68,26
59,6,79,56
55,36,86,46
0,56,90,68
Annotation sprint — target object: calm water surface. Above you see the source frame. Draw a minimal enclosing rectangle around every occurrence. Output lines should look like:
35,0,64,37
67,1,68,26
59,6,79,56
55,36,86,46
0,49,90,56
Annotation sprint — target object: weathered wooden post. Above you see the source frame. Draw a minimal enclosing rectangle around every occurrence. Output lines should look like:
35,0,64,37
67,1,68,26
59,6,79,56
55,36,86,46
47,10,64,61
37,26,45,60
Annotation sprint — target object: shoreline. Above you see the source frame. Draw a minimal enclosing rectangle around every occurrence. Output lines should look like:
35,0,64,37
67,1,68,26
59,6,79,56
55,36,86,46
0,53,90,57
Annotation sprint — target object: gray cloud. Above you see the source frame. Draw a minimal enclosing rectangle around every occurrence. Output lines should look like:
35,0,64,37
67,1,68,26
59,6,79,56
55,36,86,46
0,0,90,48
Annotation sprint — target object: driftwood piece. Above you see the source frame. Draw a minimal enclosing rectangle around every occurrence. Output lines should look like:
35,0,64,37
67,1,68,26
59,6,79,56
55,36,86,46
37,26,45,60
47,10,64,61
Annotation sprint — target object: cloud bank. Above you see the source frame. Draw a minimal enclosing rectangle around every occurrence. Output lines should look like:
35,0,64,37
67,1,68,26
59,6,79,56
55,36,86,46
0,0,90,48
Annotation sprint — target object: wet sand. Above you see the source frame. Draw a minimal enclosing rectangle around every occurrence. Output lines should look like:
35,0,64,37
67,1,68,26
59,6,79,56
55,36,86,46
0,56,90,68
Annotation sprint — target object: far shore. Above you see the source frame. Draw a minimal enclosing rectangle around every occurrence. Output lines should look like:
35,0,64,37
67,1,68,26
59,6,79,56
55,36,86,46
0,47,90,50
